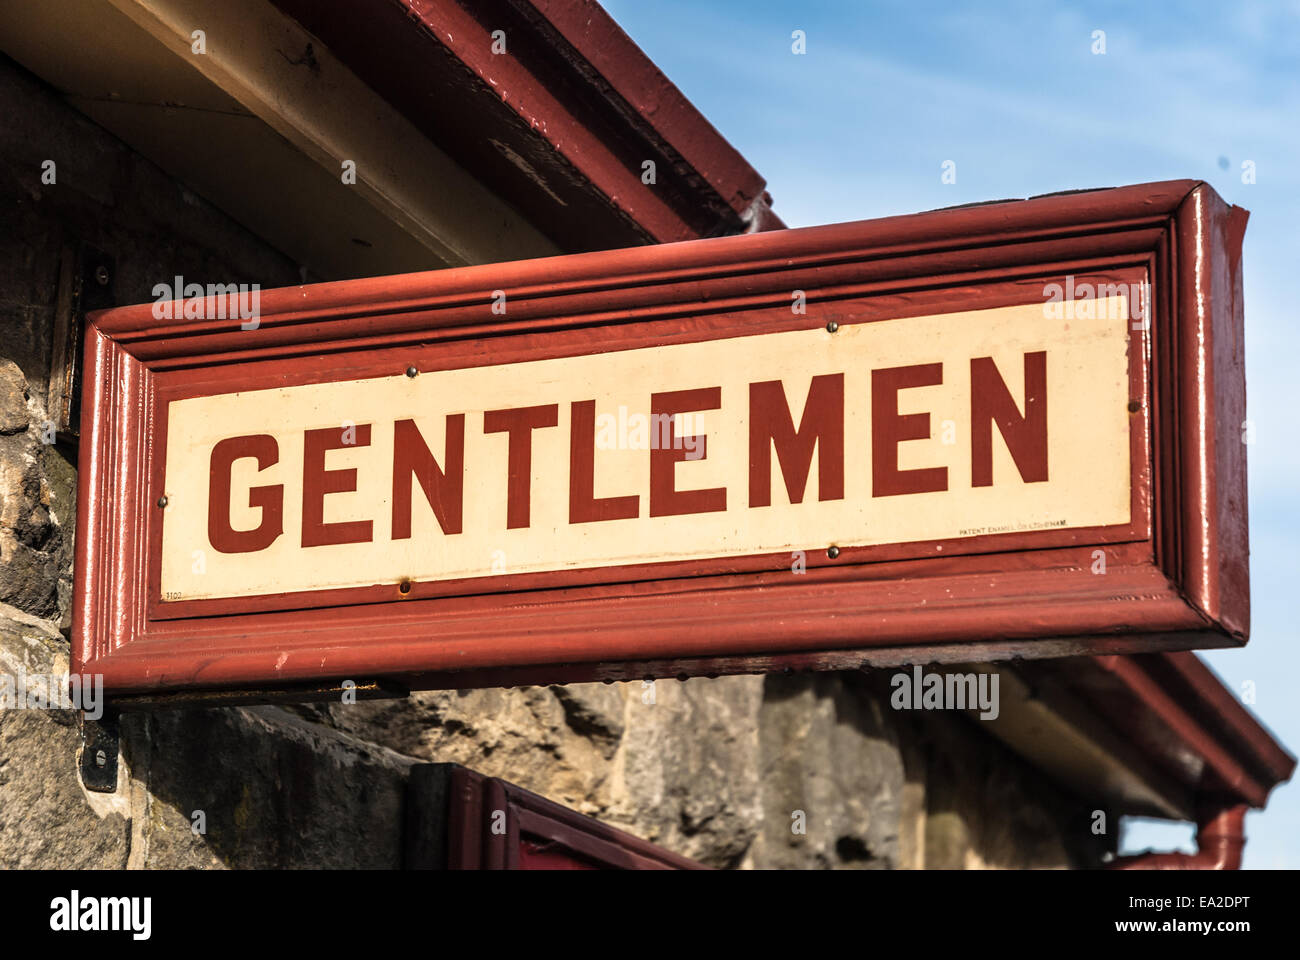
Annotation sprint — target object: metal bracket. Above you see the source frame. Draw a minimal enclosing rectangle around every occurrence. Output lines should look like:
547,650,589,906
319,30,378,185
78,707,120,793
73,680,405,792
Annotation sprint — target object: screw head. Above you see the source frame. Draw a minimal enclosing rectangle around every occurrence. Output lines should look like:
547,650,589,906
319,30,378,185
157,495,168,508
827,545,840,559
405,366,418,378
94,749,107,767
826,320,839,333
94,265,110,286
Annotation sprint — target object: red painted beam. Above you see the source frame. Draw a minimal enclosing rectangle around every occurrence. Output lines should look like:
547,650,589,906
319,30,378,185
270,0,782,252
524,0,769,220
1090,653,1295,809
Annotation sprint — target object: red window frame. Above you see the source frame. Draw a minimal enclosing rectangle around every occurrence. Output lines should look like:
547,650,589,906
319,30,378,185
407,764,704,870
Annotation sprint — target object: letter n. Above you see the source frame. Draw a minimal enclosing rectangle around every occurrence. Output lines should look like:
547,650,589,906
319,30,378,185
392,417,465,537
971,351,1048,486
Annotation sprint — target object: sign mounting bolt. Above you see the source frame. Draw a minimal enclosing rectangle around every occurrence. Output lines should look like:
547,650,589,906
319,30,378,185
406,366,418,378
157,495,168,508
826,321,839,333
827,545,840,559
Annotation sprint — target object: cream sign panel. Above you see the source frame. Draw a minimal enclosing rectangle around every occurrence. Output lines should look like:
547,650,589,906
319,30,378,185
158,298,1132,601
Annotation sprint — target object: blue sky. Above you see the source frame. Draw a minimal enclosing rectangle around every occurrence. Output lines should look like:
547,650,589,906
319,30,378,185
602,0,1300,868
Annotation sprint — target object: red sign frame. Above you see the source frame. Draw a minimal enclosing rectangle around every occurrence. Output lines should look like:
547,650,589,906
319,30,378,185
73,180,1249,696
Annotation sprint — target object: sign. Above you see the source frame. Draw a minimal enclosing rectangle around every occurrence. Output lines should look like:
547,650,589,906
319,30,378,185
160,299,1130,603
73,180,1250,697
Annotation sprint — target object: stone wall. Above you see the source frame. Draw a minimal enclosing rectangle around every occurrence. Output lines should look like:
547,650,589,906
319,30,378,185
296,670,1106,869
0,51,1111,869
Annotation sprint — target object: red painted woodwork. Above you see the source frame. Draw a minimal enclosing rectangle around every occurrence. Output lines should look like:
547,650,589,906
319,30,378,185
268,0,781,251
439,765,703,870
1109,802,1247,870
72,180,1251,697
